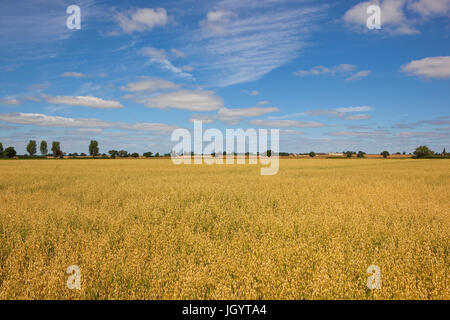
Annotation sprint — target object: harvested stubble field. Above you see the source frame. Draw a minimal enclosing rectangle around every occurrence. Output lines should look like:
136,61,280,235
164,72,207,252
0,159,448,300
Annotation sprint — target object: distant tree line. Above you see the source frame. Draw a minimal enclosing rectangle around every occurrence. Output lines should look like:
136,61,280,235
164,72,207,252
0,140,448,159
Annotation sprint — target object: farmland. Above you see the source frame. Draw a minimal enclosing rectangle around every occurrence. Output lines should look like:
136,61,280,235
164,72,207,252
0,159,448,299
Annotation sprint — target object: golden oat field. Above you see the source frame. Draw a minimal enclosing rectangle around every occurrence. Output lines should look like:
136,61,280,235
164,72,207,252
0,159,448,300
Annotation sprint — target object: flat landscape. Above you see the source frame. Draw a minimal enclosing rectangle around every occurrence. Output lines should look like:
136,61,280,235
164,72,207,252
0,159,448,299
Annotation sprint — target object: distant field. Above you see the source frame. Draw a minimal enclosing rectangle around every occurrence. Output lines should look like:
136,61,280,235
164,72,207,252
0,159,448,299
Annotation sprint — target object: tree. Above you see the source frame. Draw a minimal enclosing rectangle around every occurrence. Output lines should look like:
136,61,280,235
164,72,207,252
118,150,128,158
155,152,160,157
309,152,316,158
26,140,37,156
414,145,434,158
143,152,153,158
40,140,48,156
357,151,365,158
108,150,118,158
345,151,353,158
51,141,63,158
443,148,447,157
3,147,16,158
0,142,3,153
131,152,139,158
89,140,99,156
381,151,390,158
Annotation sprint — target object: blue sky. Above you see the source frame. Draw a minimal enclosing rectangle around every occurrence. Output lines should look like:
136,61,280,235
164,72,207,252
0,0,449,154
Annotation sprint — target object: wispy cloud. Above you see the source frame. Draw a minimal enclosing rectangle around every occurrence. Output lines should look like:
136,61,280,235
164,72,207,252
170,48,186,58
392,116,450,128
0,98,21,105
294,64,356,76
139,46,193,78
345,114,371,120
328,130,389,137
336,106,373,113
192,1,325,87
249,119,325,128
60,72,87,78
241,90,259,96
294,64,370,81
305,106,373,120
346,70,371,81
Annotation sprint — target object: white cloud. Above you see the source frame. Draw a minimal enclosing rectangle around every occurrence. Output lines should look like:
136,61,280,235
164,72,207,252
345,114,372,120
61,72,87,78
60,72,106,78
182,65,194,72
218,106,279,124
119,122,179,133
280,130,305,136
258,100,270,105
305,106,373,120
42,94,123,109
249,119,325,128
0,112,180,134
139,46,192,78
71,128,103,135
396,131,449,139
138,90,223,111
189,114,214,124
401,56,450,79
305,109,342,117
343,0,450,35
120,78,179,92
329,130,388,137
343,0,418,35
336,106,373,113
345,70,371,81
201,10,238,35
140,46,167,60
0,98,21,105
170,48,186,58
294,64,371,81
241,90,260,96
294,64,356,76
0,112,113,128
114,8,168,34
25,97,41,102
408,0,450,17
